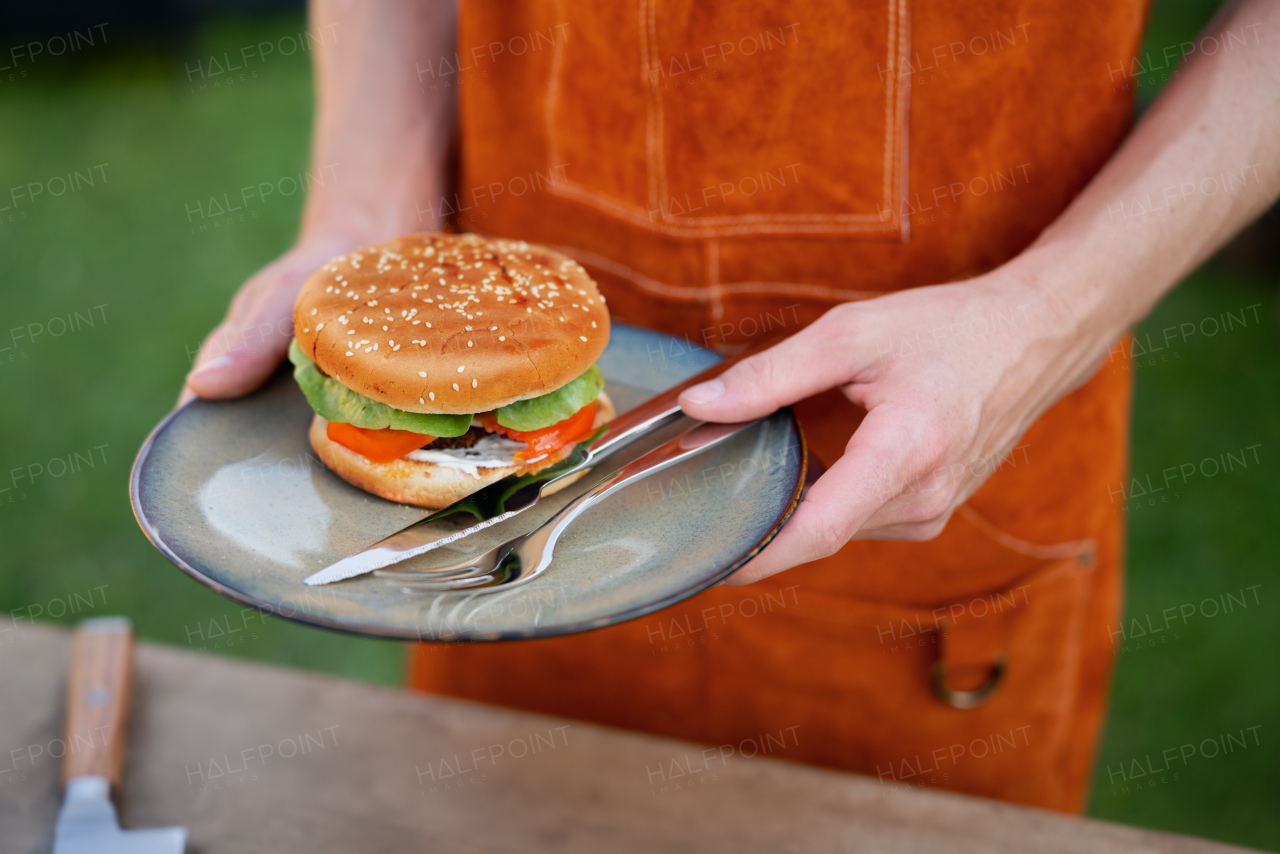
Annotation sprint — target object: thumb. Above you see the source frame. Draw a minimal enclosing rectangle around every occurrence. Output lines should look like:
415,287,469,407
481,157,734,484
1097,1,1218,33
185,238,352,399
185,262,313,399
678,318,856,422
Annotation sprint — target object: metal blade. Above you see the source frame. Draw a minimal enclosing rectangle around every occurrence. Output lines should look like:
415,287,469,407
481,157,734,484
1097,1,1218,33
304,447,591,586
54,777,186,854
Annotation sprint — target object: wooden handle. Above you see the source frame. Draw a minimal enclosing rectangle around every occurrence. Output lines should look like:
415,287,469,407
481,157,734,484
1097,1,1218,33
63,617,134,786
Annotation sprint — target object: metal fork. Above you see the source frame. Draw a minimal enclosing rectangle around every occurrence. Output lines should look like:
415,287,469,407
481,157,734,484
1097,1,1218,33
376,419,758,593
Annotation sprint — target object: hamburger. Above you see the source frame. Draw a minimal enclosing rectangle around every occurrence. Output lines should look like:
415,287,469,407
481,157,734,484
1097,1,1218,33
288,232,613,508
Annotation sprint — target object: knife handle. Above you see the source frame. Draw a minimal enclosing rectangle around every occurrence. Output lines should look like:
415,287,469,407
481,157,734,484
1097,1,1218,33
63,617,134,788
591,333,785,459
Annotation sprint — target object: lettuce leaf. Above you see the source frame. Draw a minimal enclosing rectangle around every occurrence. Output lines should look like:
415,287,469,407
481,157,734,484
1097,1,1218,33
287,339,472,437
495,365,604,431
288,339,604,435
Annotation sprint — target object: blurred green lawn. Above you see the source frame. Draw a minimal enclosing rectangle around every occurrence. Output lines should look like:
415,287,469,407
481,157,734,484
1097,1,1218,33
0,8,1275,850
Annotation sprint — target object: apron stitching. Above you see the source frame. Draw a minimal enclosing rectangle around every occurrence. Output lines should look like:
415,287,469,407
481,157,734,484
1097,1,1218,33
646,0,669,215
957,504,1095,562
639,0,662,214
547,242,886,303
881,0,899,212
896,0,912,242
548,244,707,302
544,2,910,236
544,0,568,179
540,189,904,235
705,239,724,322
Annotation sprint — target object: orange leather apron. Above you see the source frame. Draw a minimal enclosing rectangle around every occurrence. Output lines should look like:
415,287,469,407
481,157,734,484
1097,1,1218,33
412,0,1148,812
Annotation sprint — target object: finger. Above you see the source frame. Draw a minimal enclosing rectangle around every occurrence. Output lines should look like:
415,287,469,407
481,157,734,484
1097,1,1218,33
185,267,310,399
723,404,932,584
185,315,291,399
176,385,196,408
678,312,859,422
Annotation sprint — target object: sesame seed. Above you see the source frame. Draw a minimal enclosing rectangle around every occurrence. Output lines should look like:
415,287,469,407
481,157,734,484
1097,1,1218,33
579,336,588,342
471,378,478,389
420,397,425,404
498,335,505,341
418,371,426,377
457,365,465,373
310,308,318,316
316,323,325,330
429,392,435,400
467,340,473,347
346,351,354,356
452,383,459,391
591,321,597,328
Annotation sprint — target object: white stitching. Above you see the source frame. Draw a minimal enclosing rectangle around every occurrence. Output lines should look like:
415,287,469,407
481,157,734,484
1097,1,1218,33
547,243,885,304
544,1,912,238
551,180,899,236
957,505,1096,562
639,0,660,213
706,239,723,321
545,0,568,174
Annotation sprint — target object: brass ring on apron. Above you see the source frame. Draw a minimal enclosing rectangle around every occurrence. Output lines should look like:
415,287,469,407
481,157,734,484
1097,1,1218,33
931,652,1008,710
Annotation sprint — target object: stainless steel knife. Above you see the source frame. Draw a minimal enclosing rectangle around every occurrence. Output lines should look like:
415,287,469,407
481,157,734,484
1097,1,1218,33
304,351,752,586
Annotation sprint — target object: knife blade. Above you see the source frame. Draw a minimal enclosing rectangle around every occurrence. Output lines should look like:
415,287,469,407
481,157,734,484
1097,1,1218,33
305,347,760,586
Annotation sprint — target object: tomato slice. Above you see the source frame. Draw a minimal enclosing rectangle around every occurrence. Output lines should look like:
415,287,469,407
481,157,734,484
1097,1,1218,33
480,402,597,464
326,421,434,463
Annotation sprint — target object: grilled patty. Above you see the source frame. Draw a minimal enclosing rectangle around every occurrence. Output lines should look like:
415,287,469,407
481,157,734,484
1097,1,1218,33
428,425,486,450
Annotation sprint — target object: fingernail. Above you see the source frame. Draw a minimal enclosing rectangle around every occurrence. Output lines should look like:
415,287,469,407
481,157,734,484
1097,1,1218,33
681,379,724,405
190,354,233,377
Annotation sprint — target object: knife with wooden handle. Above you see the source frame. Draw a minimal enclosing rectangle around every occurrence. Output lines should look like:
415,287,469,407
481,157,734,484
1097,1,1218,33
53,617,187,854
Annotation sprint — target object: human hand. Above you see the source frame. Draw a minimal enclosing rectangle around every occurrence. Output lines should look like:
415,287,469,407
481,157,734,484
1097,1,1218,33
180,235,362,405
678,270,1117,584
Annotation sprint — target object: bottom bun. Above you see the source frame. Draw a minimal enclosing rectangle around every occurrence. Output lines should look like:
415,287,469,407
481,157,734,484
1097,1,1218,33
309,391,615,509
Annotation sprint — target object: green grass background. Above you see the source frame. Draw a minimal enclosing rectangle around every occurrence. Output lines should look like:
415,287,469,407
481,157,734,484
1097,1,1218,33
0,4,1275,848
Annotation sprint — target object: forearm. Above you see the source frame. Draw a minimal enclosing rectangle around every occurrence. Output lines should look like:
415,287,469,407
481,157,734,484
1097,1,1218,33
300,0,457,244
1010,0,1280,355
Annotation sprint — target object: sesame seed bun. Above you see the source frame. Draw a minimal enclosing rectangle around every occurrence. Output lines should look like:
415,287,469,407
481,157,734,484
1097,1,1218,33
307,392,615,509
292,232,610,414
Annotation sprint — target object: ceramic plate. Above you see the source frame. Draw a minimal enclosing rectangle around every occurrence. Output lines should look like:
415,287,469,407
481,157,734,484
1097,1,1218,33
131,323,805,641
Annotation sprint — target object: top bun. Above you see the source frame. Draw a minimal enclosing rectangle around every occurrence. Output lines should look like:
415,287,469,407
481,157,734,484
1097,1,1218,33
292,233,610,414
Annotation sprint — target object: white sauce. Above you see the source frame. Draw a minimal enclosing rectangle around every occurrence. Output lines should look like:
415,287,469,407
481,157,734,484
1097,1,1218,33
404,434,531,479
